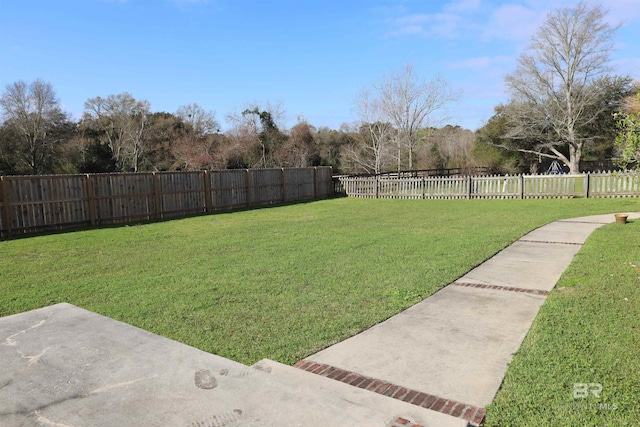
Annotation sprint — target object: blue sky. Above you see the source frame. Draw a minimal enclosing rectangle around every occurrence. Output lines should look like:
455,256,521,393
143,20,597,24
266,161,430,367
1,0,639,131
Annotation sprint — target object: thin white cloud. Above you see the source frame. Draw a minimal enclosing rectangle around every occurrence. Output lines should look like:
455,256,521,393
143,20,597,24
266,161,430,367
382,0,640,43
448,56,493,69
446,56,515,80
385,11,464,39
100,0,213,5
383,0,484,40
604,0,640,24
481,1,640,43
613,58,640,79
444,0,482,13
169,0,210,4
481,3,542,42
387,24,428,37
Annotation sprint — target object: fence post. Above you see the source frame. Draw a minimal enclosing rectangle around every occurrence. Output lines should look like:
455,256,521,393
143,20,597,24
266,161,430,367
246,169,253,207
203,170,212,212
1,176,13,238
313,167,318,199
467,176,472,199
520,174,525,199
422,177,426,199
281,168,286,203
86,174,97,226
584,172,590,199
375,176,380,199
152,172,161,220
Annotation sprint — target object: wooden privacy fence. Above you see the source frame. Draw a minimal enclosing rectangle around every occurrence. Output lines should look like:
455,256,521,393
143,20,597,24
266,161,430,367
336,171,640,200
0,167,333,238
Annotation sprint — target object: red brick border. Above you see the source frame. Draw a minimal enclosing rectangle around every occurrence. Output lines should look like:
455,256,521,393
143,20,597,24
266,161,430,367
557,220,608,224
518,239,584,246
293,360,486,426
452,281,550,296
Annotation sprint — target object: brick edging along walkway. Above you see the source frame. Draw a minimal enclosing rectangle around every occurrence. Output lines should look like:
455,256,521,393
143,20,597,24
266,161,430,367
294,360,486,426
519,239,584,246
452,281,550,296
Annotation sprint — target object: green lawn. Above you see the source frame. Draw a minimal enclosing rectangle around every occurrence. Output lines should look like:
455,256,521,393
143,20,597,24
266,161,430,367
484,218,640,426
1,197,638,368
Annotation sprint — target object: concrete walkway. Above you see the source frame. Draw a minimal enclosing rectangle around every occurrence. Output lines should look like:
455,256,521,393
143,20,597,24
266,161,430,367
1,213,636,427
294,212,639,424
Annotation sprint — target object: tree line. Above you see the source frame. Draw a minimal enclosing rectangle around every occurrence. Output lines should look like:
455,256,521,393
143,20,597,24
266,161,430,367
1,2,638,176
0,80,474,176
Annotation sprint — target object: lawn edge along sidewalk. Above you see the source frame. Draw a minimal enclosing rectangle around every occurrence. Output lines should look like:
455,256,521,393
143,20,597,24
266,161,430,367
297,212,640,426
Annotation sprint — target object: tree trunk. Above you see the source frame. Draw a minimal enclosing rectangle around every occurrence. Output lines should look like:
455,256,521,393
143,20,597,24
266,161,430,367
568,143,582,174
408,145,413,170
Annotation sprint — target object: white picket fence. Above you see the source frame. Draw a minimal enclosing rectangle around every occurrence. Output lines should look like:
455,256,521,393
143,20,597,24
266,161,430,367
337,171,640,199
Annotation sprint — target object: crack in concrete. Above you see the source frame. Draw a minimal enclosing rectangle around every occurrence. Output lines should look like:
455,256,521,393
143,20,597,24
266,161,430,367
3,320,46,347
35,410,77,427
17,347,50,367
0,375,158,418
88,374,158,395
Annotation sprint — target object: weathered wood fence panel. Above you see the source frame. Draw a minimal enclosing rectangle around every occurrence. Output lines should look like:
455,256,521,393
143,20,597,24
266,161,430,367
337,171,640,201
340,177,377,199
315,167,333,199
379,177,422,199
158,171,207,217
251,168,283,205
92,173,155,224
0,167,333,238
284,168,315,202
424,176,468,199
209,169,249,210
588,172,640,197
472,175,519,199
523,174,580,198
0,175,89,235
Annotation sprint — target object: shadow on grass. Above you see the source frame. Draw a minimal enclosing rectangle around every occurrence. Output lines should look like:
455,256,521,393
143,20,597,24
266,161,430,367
1,196,345,242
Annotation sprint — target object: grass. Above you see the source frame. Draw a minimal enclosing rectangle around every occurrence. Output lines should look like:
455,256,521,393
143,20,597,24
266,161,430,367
1,197,638,368
484,218,640,426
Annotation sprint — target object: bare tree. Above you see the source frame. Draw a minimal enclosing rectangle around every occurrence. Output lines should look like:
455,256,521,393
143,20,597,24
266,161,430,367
377,65,460,170
433,125,475,168
176,103,220,137
504,2,622,174
0,80,66,174
82,93,151,172
349,88,395,174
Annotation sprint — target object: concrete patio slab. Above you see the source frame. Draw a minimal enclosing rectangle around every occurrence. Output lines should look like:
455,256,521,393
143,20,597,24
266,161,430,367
308,286,547,408
0,303,458,427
